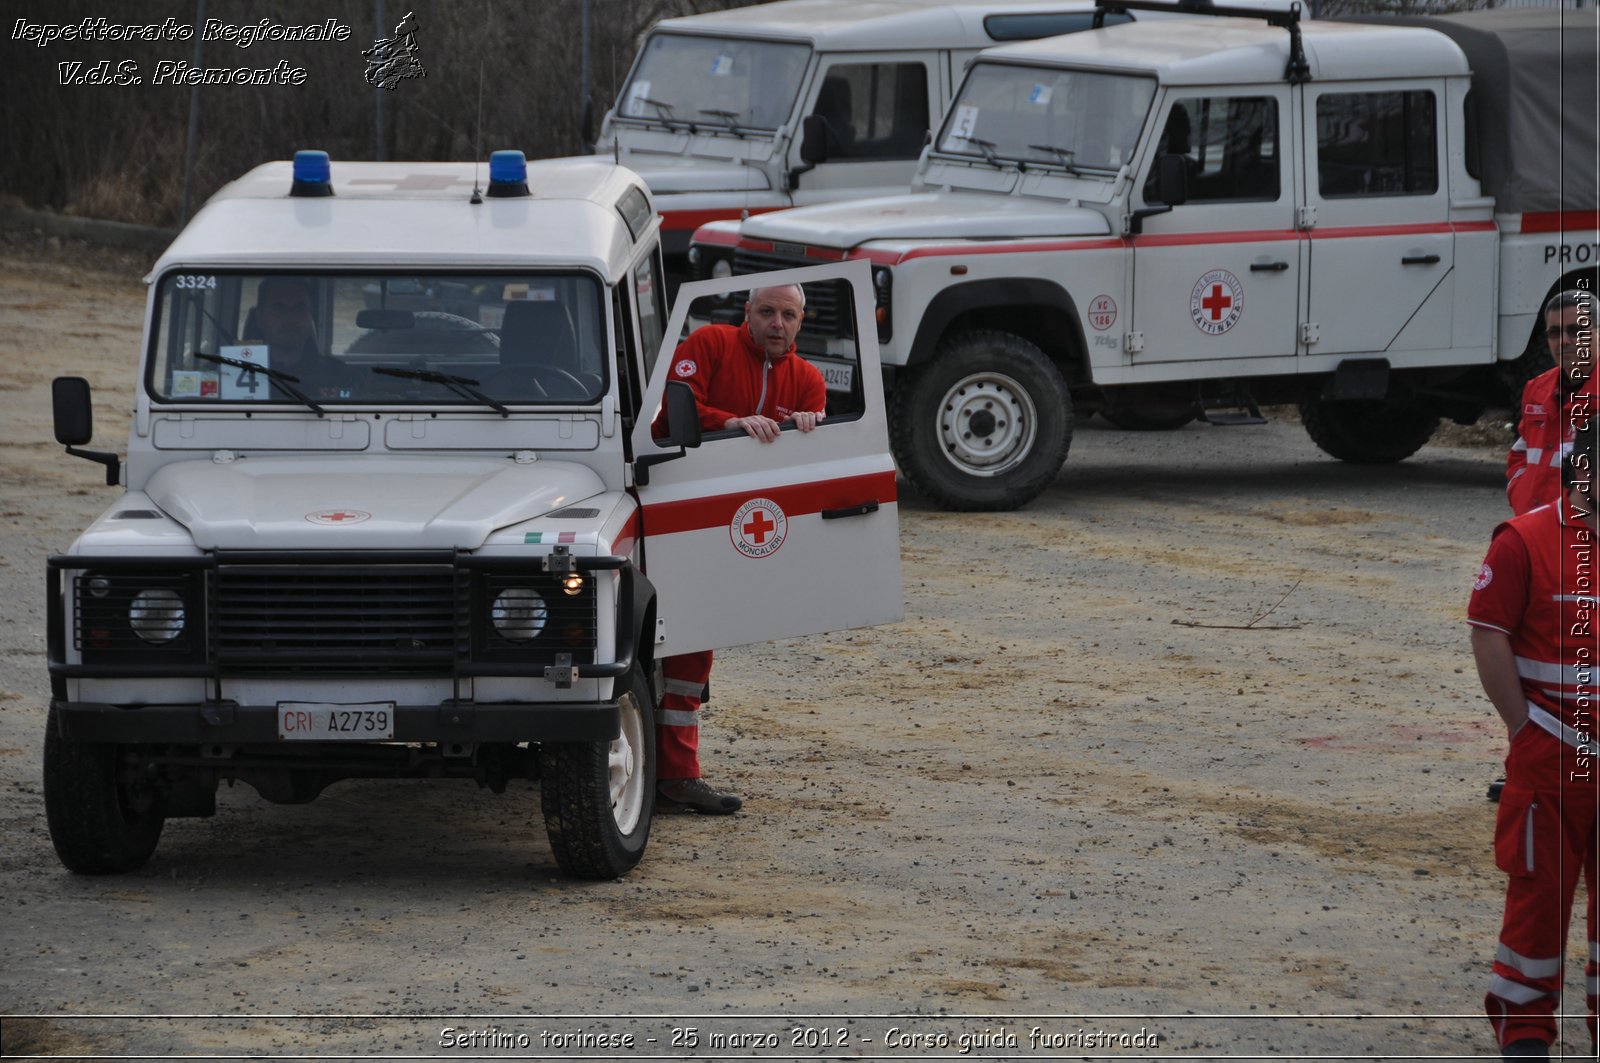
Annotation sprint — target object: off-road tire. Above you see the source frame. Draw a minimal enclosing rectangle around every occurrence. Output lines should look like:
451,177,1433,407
1299,400,1439,464
891,330,1072,511
540,666,655,879
43,703,166,874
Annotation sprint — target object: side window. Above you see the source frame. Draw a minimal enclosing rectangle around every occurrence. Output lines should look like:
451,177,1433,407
811,63,929,161
634,254,666,380
1144,95,1279,203
1316,90,1437,198
613,291,641,426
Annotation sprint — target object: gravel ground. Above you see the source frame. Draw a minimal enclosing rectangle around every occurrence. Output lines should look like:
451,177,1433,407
0,234,1568,1061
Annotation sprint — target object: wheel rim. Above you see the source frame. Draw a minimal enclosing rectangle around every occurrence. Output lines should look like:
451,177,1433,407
935,371,1038,477
608,688,647,834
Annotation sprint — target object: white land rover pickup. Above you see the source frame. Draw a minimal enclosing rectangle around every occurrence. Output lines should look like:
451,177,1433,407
691,3,1599,510
44,151,902,879
596,0,1215,281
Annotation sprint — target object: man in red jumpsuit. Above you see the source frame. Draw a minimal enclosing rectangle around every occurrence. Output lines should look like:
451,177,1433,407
654,284,827,814
1471,422,1600,1060
1507,289,1597,515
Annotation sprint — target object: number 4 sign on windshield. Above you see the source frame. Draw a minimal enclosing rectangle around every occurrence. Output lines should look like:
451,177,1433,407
218,345,271,399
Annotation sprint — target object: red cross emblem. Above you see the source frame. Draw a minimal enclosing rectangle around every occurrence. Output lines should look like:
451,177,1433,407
730,498,787,558
742,509,775,544
1201,284,1232,321
1190,269,1244,336
306,509,372,525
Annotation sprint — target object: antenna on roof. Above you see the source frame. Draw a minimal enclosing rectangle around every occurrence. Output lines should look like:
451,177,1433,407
470,60,485,204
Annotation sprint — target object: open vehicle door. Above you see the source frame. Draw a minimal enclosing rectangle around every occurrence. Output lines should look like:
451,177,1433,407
630,261,903,657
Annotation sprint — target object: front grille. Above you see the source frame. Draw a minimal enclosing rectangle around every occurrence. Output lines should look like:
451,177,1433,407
212,565,469,674
63,557,604,678
732,248,851,339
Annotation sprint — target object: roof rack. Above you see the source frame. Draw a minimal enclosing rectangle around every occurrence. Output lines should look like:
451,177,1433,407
1093,0,1310,83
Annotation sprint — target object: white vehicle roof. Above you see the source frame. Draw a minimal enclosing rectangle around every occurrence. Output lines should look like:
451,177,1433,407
978,15,1467,83
655,0,1135,51
155,158,653,279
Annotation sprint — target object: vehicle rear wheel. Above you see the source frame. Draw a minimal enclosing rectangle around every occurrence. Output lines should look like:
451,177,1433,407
43,703,166,874
1299,399,1439,464
891,330,1072,511
540,666,655,879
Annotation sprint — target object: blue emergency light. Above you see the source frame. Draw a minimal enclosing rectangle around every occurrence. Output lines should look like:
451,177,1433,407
486,150,530,198
290,150,333,197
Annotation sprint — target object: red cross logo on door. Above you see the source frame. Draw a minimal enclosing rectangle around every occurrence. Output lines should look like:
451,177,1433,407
1189,269,1244,335
730,498,787,558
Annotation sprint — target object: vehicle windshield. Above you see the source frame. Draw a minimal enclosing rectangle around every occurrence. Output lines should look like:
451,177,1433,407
935,63,1157,173
616,33,811,133
148,272,608,407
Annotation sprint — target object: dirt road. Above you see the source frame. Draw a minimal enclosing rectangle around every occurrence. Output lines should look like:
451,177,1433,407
0,237,1562,1060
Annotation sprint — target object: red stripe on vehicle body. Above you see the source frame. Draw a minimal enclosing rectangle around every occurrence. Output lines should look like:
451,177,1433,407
663,207,781,232
642,470,898,536
699,221,1501,268
1522,211,1600,234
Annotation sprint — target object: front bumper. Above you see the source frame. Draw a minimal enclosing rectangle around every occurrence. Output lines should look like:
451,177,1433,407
52,699,620,744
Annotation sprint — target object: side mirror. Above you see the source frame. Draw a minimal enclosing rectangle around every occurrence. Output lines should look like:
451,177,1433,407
1157,153,1189,206
53,376,94,445
52,376,120,486
662,380,702,449
799,114,830,165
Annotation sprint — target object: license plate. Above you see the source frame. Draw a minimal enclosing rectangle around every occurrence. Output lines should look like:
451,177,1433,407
807,358,854,392
278,702,396,741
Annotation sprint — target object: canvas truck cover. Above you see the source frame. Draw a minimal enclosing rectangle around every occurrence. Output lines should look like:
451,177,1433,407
1355,8,1598,214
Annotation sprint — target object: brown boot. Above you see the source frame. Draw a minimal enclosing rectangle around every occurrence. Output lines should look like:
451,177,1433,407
656,778,742,815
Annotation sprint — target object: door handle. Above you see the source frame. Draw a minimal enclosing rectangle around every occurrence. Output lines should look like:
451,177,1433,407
1401,254,1441,265
821,500,880,520
1249,261,1289,272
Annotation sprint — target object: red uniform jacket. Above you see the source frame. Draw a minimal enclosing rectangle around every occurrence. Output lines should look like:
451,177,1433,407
661,323,826,433
1469,496,1599,733
1506,367,1599,515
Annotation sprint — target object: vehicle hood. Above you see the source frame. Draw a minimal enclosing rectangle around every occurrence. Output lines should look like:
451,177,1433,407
625,157,772,194
582,151,772,194
143,456,605,551
739,192,1113,246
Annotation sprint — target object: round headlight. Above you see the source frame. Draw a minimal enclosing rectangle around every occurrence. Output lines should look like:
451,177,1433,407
711,258,733,280
492,588,547,642
130,588,185,644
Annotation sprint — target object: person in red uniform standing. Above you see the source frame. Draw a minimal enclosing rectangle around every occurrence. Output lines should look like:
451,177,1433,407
654,284,827,814
1507,289,1597,515
1471,423,1600,1060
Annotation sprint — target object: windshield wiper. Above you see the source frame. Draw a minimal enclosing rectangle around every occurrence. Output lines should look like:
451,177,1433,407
949,134,1006,168
1028,143,1082,173
192,351,325,416
698,108,754,136
371,366,510,417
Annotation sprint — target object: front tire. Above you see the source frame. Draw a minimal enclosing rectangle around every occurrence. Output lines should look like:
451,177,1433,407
43,703,166,874
540,666,655,879
891,330,1072,511
1299,399,1438,464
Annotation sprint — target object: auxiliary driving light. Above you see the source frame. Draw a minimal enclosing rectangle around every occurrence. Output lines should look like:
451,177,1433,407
129,588,186,644
491,587,548,641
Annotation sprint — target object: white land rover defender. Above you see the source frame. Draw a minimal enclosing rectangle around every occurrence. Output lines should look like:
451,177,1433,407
596,0,1210,281
690,3,1599,510
44,151,902,879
